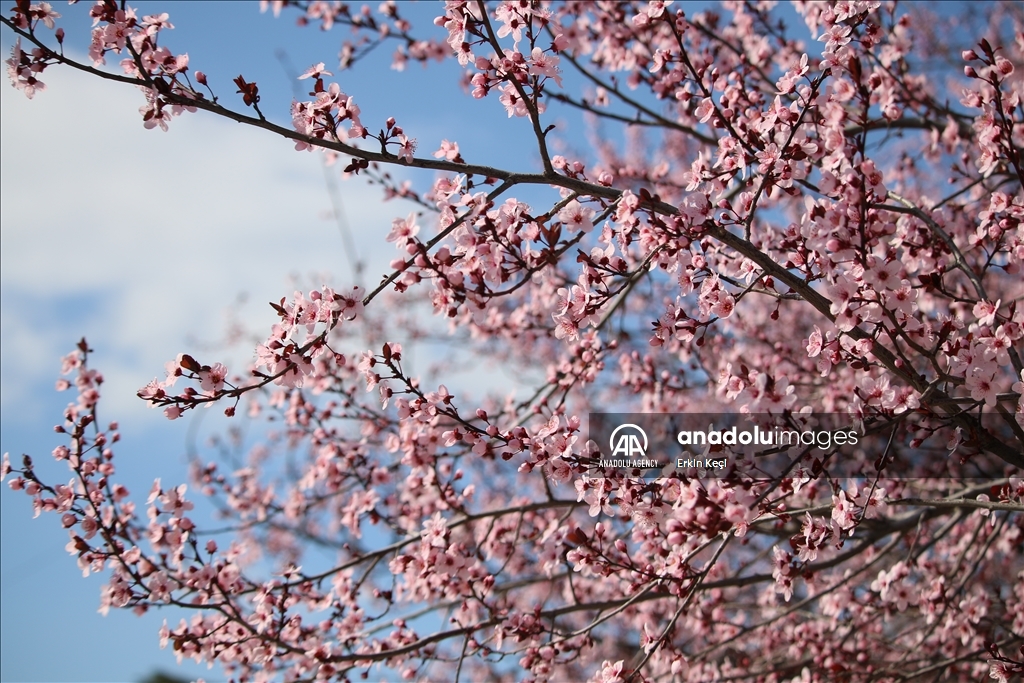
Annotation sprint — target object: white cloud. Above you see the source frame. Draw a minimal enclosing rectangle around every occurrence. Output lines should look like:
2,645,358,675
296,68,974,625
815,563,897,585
1,63,400,423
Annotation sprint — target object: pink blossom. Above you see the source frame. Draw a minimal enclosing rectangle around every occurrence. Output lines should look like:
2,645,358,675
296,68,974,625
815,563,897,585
528,47,561,86
386,213,420,248
973,299,1001,326
298,62,332,80
863,258,902,291
967,366,1001,407
330,285,365,320
694,97,715,123
831,490,857,531
558,199,595,233
198,363,228,395
592,660,625,683
432,139,460,161
396,134,416,163
806,326,824,357
772,546,794,601
498,83,530,118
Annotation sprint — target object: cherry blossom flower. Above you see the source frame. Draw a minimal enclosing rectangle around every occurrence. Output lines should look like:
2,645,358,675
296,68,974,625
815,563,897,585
558,199,595,233
528,47,561,86
973,299,1001,326
298,62,332,80
386,213,420,248
831,490,857,531
197,363,227,395
432,139,460,161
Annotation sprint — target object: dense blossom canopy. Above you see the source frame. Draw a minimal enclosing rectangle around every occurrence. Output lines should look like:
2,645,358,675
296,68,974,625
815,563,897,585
3,1,1024,681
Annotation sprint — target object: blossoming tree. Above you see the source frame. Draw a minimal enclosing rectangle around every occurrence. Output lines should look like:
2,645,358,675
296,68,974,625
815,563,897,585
3,1,1024,681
